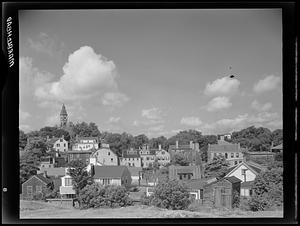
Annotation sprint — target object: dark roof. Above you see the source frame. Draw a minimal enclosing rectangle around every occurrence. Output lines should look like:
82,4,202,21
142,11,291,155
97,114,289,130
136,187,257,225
208,143,241,153
35,173,53,185
185,179,210,189
139,149,156,155
272,144,283,150
127,167,143,176
224,176,242,184
60,104,68,115
241,181,254,188
93,165,129,179
38,167,66,177
77,137,99,141
169,144,193,151
67,150,93,154
122,150,140,158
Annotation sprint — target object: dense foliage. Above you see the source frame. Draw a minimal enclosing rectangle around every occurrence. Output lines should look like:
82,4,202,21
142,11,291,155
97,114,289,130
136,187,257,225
142,179,191,210
171,153,190,166
78,183,132,209
248,166,283,211
204,155,230,179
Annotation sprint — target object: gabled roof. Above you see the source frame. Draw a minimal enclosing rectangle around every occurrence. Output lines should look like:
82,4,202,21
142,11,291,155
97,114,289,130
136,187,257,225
224,176,242,184
122,149,140,158
38,167,66,177
34,173,53,185
225,161,265,178
93,165,129,179
67,150,93,154
60,104,67,115
127,167,143,176
272,143,283,150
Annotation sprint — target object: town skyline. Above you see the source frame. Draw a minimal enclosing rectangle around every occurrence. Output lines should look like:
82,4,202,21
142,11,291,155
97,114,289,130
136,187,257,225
19,9,282,138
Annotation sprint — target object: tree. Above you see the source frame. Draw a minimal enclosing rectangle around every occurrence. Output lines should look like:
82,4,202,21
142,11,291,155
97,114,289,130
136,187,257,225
171,153,189,166
20,163,39,184
19,129,28,150
147,179,191,210
167,130,202,147
133,134,149,149
67,160,93,202
249,166,283,211
69,121,101,138
272,129,283,146
149,136,167,149
204,155,230,179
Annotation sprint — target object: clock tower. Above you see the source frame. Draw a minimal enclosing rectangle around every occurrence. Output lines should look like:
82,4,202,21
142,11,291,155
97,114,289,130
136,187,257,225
60,104,68,128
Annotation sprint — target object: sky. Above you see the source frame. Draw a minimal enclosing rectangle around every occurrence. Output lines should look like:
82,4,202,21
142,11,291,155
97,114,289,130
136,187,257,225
19,9,283,138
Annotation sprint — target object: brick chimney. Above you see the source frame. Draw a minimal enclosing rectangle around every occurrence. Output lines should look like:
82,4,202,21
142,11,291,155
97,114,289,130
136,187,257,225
176,140,179,149
158,144,161,150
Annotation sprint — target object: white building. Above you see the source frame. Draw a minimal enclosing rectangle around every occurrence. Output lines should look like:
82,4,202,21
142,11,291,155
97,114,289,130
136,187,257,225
53,136,68,153
59,168,76,198
72,136,99,151
91,143,118,166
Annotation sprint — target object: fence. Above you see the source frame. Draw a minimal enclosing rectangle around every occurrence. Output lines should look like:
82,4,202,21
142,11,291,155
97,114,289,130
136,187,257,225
46,198,74,208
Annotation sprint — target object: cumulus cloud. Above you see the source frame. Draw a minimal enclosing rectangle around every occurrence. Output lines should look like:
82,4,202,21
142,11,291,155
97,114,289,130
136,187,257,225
180,117,202,126
251,100,272,111
204,76,240,96
35,46,118,101
101,92,130,107
206,96,232,112
253,75,281,93
199,111,282,134
19,124,31,132
28,32,65,57
108,117,121,123
134,107,165,127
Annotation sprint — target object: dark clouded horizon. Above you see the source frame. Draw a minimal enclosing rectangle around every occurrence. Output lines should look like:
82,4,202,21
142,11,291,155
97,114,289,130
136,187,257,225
19,9,282,138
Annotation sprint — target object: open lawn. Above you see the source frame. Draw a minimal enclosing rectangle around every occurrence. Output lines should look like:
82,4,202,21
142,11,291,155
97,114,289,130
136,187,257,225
20,200,283,219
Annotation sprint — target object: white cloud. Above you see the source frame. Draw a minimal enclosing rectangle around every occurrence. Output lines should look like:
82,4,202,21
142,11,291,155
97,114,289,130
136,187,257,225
108,117,121,123
199,111,282,134
142,107,163,120
101,92,130,107
19,124,31,132
28,32,65,57
253,75,281,93
206,96,232,112
35,46,118,101
180,117,202,126
148,125,164,132
251,100,272,111
19,110,31,121
204,76,240,96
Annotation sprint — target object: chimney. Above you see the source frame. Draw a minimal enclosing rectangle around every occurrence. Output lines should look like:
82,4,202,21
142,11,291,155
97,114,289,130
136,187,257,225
176,140,179,149
195,142,200,151
43,170,47,178
158,144,161,150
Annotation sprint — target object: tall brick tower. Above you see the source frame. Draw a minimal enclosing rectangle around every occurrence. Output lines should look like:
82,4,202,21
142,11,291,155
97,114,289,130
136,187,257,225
60,104,68,128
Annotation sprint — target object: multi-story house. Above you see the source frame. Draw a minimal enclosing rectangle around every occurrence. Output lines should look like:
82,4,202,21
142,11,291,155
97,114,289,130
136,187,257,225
91,143,118,166
67,150,93,165
168,140,200,154
59,168,76,199
168,165,203,181
39,156,55,168
72,136,99,151
120,148,142,167
53,135,68,153
207,135,245,166
139,144,156,168
155,145,171,166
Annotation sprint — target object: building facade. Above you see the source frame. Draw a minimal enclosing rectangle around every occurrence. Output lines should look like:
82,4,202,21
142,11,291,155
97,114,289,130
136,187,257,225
72,136,99,151
155,146,171,166
139,145,156,168
59,168,76,198
207,136,244,166
67,150,93,165
168,165,203,181
53,136,68,153
92,143,118,166
120,148,142,167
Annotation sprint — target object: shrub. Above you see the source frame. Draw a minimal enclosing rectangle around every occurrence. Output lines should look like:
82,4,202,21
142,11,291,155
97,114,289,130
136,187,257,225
140,193,154,206
42,187,60,200
148,179,191,210
33,192,44,200
78,183,133,209
239,197,251,211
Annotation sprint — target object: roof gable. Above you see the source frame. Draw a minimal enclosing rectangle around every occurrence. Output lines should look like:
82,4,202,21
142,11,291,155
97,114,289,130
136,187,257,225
224,176,242,184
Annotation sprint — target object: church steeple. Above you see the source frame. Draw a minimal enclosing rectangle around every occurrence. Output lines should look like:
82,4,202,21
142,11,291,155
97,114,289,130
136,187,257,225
60,104,68,127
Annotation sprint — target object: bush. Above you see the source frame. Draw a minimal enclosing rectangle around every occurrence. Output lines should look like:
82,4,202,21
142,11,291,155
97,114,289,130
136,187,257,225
129,185,139,192
146,179,191,210
33,192,44,200
78,183,133,209
42,187,60,200
140,193,154,206
239,197,251,211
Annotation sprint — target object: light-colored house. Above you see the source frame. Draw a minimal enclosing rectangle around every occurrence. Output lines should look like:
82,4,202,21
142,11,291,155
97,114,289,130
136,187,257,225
120,148,142,167
92,165,132,189
39,156,55,168
127,167,143,185
72,136,99,151
168,140,200,154
225,161,266,197
59,168,76,198
53,136,68,153
271,143,283,153
155,145,171,166
139,145,156,168
92,143,118,166
207,135,245,166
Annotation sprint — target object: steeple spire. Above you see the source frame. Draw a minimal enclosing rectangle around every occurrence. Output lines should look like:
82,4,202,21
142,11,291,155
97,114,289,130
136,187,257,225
60,104,68,127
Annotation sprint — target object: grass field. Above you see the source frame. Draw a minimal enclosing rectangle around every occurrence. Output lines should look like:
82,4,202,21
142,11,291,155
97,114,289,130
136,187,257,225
19,200,283,219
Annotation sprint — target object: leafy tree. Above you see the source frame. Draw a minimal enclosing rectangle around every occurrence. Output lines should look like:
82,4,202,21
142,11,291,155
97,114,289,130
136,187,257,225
19,129,28,150
167,130,202,147
67,160,93,201
249,166,283,211
133,134,149,149
146,179,191,210
171,153,189,166
204,155,230,179
78,184,132,209
70,122,101,138
271,129,283,146
20,163,39,184
149,136,168,149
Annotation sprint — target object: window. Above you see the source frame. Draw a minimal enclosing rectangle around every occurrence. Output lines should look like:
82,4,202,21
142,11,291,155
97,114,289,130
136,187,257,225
187,174,191,180
27,186,33,196
57,149,59,152
231,153,234,158
64,149,66,152
234,161,238,165
200,189,204,199
225,153,228,159
111,158,113,162
64,143,66,147
65,178,72,186
239,160,242,163
241,169,247,175
108,152,110,156
56,144,60,147
146,157,149,161
36,185,42,193
179,175,183,180
236,153,239,158
129,163,131,167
